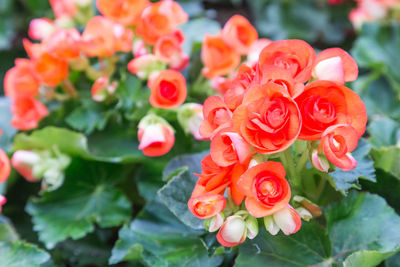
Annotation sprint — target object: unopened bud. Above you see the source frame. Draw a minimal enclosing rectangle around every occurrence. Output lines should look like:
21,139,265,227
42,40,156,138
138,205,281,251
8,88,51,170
217,215,247,247
295,207,313,222
263,216,279,235
245,215,259,239
177,103,205,140
205,213,224,232
311,150,330,172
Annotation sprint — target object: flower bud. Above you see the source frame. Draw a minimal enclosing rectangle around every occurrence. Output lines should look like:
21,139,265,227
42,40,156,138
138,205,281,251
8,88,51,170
138,114,175,157
0,149,10,183
217,215,247,247
127,55,165,80
273,205,302,235
311,149,330,173
263,216,279,235
295,207,313,222
204,213,224,232
133,39,148,58
11,150,41,182
28,18,56,41
177,103,205,140
245,215,259,239
313,56,345,84
0,195,6,213
91,76,118,102
293,195,322,217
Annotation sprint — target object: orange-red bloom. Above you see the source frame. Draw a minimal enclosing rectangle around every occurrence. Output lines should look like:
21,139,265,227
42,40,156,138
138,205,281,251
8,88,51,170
0,149,11,183
11,98,49,131
49,0,77,19
221,15,258,55
201,34,241,78
320,124,358,171
32,52,69,87
4,59,40,99
199,96,232,139
136,0,188,44
45,28,81,60
295,80,367,141
154,34,188,70
258,66,304,98
188,193,226,219
97,0,149,25
149,69,187,109
259,39,316,83
237,161,291,218
232,83,302,154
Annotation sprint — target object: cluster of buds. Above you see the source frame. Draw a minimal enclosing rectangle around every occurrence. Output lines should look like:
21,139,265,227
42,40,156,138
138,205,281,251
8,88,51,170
11,149,71,191
348,0,400,29
188,19,367,246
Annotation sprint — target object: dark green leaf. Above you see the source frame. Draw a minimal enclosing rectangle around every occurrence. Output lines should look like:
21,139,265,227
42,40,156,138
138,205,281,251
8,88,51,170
371,146,400,179
236,192,400,266
329,139,376,191
368,117,400,148
0,216,18,242
26,160,132,249
0,241,50,267
0,97,17,152
109,197,222,266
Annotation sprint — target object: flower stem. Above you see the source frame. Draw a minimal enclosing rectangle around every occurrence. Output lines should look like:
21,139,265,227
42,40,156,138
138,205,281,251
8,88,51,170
61,79,78,98
295,151,309,174
280,150,301,189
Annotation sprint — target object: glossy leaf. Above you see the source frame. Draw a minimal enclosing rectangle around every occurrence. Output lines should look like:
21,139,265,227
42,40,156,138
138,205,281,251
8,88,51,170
0,241,50,267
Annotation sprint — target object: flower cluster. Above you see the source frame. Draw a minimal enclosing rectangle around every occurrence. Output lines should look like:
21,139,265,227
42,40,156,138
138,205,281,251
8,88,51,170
349,0,400,29
4,0,204,158
188,38,367,246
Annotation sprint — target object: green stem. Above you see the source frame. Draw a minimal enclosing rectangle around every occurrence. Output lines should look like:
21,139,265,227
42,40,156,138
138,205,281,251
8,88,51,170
280,150,300,189
295,151,309,174
314,174,328,201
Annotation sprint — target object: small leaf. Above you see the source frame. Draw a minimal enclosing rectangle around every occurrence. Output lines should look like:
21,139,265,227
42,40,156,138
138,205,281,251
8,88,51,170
26,160,131,249
368,117,400,148
0,241,50,267
329,139,376,192
371,146,400,179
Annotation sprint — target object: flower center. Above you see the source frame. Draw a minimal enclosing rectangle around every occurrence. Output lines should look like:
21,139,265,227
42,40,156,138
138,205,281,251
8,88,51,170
254,172,283,206
159,80,178,102
194,201,213,216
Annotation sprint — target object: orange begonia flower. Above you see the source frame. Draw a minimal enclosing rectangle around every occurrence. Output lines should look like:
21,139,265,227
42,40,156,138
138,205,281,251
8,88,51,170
10,98,49,131
0,149,11,183
4,59,40,99
199,96,232,139
295,80,367,141
237,161,291,218
188,193,226,219
96,0,149,26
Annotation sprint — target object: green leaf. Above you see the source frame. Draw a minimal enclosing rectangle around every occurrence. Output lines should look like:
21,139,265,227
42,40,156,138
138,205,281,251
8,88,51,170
0,216,19,242
13,126,145,163
387,252,400,267
0,241,50,267
368,117,400,148
109,197,223,266
236,192,400,266
371,146,400,179
26,160,132,249
329,139,376,191
352,23,400,94
0,97,17,152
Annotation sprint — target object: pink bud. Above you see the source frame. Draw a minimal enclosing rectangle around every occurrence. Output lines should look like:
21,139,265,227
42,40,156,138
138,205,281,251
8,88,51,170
0,149,10,183
28,18,56,41
313,56,345,84
127,55,163,80
133,40,148,58
0,195,6,213
246,38,271,67
217,215,247,247
208,213,224,232
311,150,330,173
177,103,206,141
91,77,118,102
273,205,302,235
11,150,41,182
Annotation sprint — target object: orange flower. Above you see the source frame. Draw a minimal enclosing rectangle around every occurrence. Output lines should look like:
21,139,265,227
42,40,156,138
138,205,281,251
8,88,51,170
259,39,316,83
45,28,81,60
232,83,302,154
91,76,117,102
312,48,358,85
154,34,188,70
188,193,226,219
136,0,188,44
199,96,232,139
0,149,11,183
221,15,258,55
10,98,49,131
32,51,68,87
201,34,240,78
258,66,304,98
149,69,187,109
4,59,40,99
319,124,358,171
137,114,175,157
49,0,77,19
237,161,291,218
210,127,254,167
295,80,367,141
96,0,149,25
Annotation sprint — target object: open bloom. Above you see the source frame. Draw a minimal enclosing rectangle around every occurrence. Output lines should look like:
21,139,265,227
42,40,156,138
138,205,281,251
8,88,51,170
312,48,358,85
221,15,258,55
259,39,316,83
45,28,81,60
188,193,226,219
319,124,358,171
138,114,175,157
237,161,291,218
217,215,247,247
4,59,40,99
136,0,188,44
49,0,78,19
10,98,49,131
201,34,241,78
11,150,41,182
295,80,367,141
0,149,11,183
232,83,302,154
199,96,232,139
96,0,149,25
32,51,69,87
149,69,187,109
154,34,188,70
